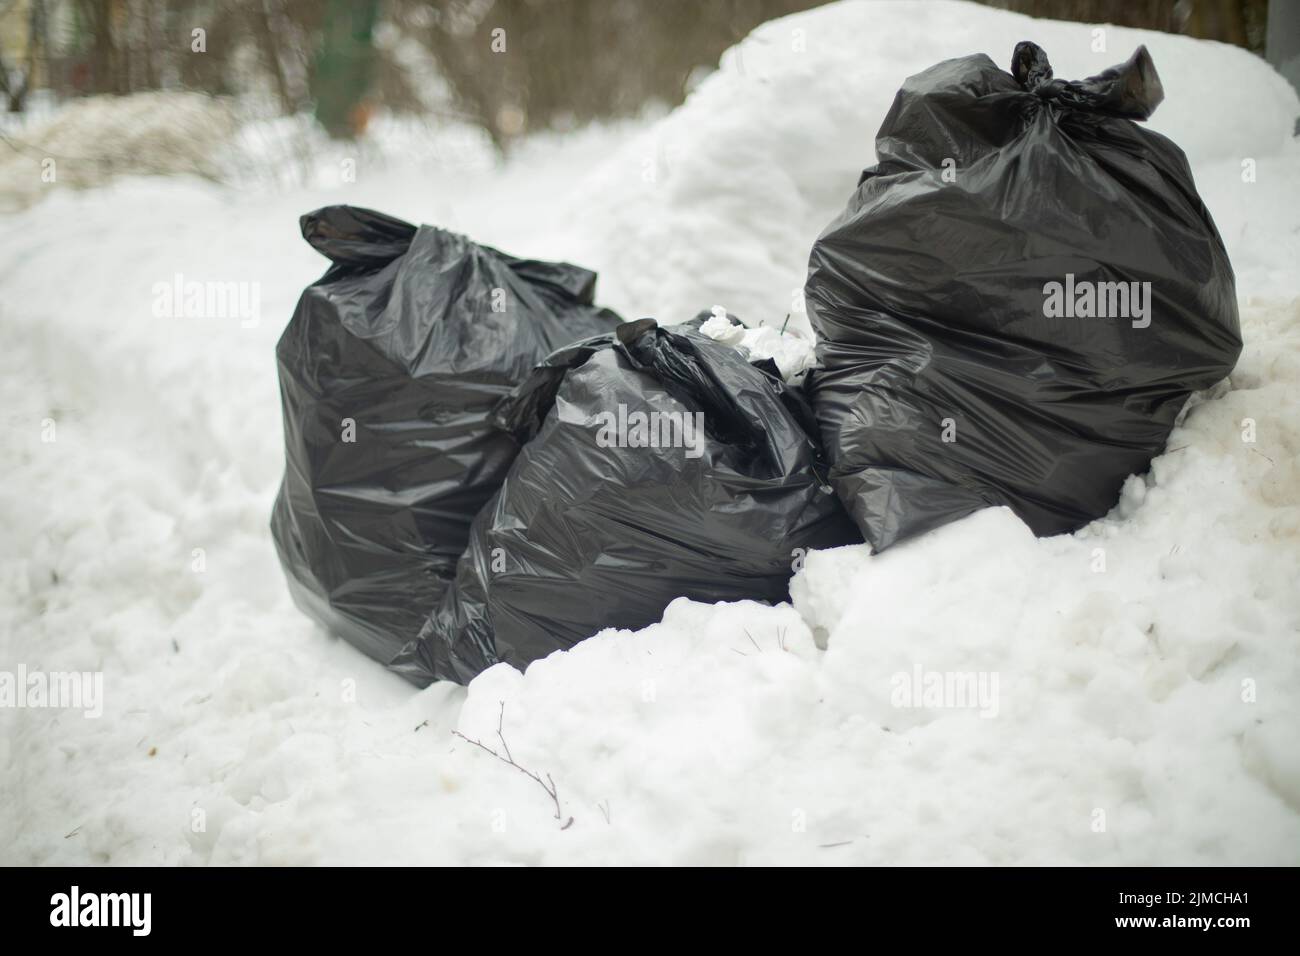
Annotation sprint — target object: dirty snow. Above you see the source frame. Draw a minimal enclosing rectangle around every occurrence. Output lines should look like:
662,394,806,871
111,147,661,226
1,0,1298,864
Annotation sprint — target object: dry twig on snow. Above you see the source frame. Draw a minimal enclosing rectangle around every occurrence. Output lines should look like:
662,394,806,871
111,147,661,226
452,701,573,829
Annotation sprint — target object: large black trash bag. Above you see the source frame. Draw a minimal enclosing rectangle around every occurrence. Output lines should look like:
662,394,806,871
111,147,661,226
392,318,861,685
805,42,1241,551
272,205,620,667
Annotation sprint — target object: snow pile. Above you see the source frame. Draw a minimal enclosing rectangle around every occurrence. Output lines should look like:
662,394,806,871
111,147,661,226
0,93,239,213
0,92,510,207
1,0,1298,865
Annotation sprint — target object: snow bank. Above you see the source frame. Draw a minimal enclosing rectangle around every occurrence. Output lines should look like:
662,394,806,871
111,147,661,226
1,0,1298,865
0,93,239,213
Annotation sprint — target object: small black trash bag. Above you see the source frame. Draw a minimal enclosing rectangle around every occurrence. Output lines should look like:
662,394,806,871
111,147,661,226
805,42,1241,551
392,318,861,685
272,205,619,666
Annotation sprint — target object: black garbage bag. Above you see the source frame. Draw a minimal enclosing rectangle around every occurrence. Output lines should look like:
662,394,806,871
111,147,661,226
392,317,861,685
805,42,1241,551
272,205,620,666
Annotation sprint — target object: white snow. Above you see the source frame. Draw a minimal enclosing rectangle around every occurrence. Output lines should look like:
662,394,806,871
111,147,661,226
1,0,1298,865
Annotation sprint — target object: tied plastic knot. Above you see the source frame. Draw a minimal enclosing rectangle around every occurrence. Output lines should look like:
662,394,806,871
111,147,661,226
615,317,659,346
1011,40,1054,92
1009,40,1164,120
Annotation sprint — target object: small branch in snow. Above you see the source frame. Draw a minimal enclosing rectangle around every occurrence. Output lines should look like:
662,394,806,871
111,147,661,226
597,800,611,824
452,701,573,829
740,626,789,654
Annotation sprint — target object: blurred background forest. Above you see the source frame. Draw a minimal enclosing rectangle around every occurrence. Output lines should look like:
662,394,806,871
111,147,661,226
0,0,1288,147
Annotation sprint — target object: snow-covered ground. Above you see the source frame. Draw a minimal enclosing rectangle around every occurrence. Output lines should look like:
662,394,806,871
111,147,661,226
1,0,1298,865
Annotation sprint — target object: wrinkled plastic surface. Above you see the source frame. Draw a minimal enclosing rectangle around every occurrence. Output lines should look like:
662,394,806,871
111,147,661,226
805,42,1241,551
272,205,620,666
394,318,861,685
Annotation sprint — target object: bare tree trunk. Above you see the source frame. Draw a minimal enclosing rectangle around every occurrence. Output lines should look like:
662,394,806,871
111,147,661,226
256,0,296,112
87,0,122,94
